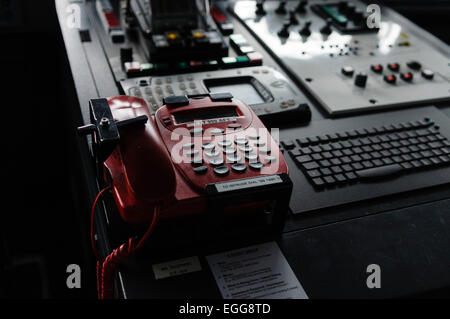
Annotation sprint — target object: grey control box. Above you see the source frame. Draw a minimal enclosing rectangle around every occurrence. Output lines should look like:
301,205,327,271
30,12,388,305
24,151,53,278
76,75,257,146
229,0,450,115
120,65,311,121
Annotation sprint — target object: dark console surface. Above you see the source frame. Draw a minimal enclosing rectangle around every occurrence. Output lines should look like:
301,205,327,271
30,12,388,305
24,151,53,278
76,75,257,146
55,0,450,299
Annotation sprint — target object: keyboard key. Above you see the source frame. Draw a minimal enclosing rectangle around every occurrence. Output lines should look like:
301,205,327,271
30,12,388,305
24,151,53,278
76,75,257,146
401,162,413,170
296,155,313,163
297,137,309,146
330,158,342,165
342,164,353,172
345,172,358,181
281,140,295,150
323,176,336,185
362,161,374,168
289,149,302,157
307,170,321,178
303,162,320,170
335,174,347,183
331,166,343,174
312,177,325,187
320,159,332,167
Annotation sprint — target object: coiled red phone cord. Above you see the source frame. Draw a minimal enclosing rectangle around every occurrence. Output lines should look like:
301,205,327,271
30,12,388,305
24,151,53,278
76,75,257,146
91,186,160,299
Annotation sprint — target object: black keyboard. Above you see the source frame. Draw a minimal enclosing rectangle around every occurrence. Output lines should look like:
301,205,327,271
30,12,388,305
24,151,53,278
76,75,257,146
282,118,450,189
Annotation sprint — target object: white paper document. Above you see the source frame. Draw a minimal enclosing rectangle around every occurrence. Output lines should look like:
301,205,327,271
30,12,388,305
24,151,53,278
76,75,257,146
206,242,308,299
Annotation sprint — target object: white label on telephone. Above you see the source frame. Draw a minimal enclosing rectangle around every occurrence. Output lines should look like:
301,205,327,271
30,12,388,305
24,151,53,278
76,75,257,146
207,242,308,299
152,256,202,280
214,175,283,193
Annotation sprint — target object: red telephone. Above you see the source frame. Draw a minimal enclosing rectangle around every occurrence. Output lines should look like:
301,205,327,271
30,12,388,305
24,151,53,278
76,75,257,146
78,93,292,298
89,93,292,224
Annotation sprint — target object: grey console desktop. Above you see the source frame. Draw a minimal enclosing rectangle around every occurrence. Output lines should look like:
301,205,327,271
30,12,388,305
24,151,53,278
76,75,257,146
56,0,450,298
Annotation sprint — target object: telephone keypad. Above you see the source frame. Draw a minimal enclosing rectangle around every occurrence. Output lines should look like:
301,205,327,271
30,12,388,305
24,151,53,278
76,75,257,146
186,130,277,180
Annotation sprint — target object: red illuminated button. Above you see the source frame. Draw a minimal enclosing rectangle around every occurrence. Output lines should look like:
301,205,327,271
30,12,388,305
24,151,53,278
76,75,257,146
388,63,400,72
401,72,413,82
371,64,383,73
384,74,397,84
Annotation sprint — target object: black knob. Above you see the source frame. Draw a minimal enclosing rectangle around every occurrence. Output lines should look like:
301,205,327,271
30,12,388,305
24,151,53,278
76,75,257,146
295,0,308,14
289,11,298,25
338,1,348,12
277,23,290,38
320,18,333,35
275,1,287,14
354,72,368,88
351,9,364,21
345,3,356,15
299,21,311,38
255,1,266,16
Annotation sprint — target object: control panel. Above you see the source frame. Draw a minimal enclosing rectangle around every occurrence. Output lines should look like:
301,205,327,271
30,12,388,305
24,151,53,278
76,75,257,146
120,65,311,122
227,0,450,115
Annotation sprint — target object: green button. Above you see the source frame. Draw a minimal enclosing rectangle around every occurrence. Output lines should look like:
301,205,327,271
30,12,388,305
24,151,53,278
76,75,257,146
177,62,189,69
320,5,348,25
140,63,154,71
236,56,250,63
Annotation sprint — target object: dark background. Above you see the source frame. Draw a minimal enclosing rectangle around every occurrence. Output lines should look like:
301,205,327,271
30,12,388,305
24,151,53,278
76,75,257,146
0,0,449,298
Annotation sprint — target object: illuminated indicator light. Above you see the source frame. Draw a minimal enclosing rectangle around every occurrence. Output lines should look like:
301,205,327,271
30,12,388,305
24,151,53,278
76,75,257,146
222,57,237,64
104,12,120,28
167,33,178,40
193,31,205,39
371,64,383,73
236,56,250,63
388,63,400,71
401,72,413,82
319,5,348,25
210,7,227,23
384,75,397,84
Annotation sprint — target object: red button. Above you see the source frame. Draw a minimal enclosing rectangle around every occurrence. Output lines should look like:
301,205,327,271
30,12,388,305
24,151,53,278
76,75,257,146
371,64,383,73
384,74,397,84
388,63,400,72
401,72,413,82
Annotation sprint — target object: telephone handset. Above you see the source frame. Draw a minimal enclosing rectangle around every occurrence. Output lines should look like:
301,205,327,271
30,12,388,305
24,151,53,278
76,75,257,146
82,93,292,224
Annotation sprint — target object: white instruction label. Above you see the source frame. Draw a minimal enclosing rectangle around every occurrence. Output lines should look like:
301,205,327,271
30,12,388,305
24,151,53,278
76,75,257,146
214,175,283,193
206,242,308,299
152,256,202,280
